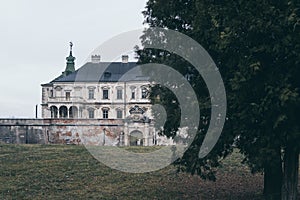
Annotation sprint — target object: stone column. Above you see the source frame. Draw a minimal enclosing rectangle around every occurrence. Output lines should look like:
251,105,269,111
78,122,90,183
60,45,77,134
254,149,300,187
124,122,129,146
144,123,149,146
15,127,20,144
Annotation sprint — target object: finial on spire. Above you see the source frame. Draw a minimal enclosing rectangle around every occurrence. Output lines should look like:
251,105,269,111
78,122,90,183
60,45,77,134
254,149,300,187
69,41,73,52
64,42,76,76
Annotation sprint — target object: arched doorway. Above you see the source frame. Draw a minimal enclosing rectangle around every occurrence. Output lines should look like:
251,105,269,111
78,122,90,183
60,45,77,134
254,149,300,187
130,131,144,146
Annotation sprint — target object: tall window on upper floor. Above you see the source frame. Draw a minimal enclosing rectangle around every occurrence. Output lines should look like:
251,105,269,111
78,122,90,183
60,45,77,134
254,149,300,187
103,89,109,99
50,90,54,98
116,109,123,119
65,92,71,101
117,89,123,100
130,86,136,99
141,87,148,99
88,89,95,99
88,108,95,119
103,109,109,119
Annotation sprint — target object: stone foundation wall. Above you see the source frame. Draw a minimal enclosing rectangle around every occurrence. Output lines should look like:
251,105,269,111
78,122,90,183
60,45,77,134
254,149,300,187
0,118,177,146
0,119,124,145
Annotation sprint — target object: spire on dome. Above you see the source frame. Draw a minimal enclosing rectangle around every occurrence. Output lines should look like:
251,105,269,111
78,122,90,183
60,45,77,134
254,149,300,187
64,41,76,76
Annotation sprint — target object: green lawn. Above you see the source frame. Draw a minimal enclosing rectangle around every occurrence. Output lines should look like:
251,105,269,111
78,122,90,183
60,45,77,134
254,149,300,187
0,144,264,199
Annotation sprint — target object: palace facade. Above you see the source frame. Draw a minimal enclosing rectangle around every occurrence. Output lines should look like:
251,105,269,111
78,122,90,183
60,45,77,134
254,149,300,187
40,44,172,146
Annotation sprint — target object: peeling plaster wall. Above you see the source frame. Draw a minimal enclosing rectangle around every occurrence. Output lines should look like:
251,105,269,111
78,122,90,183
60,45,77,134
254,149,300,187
0,119,150,146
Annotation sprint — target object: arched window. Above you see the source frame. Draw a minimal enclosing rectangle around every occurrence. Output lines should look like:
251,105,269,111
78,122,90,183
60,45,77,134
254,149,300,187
50,106,58,118
59,106,68,118
69,106,78,118
141,86,148,99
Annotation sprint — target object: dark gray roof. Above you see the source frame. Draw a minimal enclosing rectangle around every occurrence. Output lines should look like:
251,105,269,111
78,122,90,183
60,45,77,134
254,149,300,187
50,62,149,83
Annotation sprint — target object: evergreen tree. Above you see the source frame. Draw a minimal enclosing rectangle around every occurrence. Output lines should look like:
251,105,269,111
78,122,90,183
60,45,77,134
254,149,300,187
139,0,300,199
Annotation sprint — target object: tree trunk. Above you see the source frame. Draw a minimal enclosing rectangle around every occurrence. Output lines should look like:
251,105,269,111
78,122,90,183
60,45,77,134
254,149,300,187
282,145,299,200
264,148,283,200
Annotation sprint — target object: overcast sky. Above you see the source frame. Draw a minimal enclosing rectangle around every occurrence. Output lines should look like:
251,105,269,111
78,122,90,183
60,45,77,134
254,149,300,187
0,0,147,118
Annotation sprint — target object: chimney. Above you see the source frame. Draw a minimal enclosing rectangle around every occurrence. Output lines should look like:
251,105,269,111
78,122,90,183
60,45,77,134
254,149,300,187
91,55,101,63
122,55,129,63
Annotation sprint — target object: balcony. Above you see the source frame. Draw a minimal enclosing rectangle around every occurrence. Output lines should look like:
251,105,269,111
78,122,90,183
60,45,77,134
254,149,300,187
47,96,84,103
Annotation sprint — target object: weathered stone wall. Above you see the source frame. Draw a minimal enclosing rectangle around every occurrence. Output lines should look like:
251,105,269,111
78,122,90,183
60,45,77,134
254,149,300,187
45,119,124,145
0,119,124,145
0,119,123,145
0,119,46,144
0,118,177,146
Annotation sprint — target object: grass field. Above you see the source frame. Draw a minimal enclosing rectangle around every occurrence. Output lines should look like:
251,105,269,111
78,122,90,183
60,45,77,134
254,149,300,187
0,144,269,199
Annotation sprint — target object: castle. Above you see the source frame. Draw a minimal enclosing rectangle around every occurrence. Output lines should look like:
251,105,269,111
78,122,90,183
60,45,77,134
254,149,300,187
0,43,172,146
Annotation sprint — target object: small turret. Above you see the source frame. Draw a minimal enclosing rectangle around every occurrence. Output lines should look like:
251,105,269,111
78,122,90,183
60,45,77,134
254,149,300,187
64,42,76,76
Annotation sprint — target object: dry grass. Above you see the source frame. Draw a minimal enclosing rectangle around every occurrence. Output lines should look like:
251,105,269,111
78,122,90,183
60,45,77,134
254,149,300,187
0,144,269,199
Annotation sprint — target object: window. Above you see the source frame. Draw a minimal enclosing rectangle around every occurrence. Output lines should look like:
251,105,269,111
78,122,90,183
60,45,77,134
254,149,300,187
50,106,58,118
50,90,53,98
104,72,111,78
88,109,94,119
103,89,109,99
69,106,78,118
88,89,94,99
141,87,148,99
117,89,123,99
116,110,123,119
59,106,68,118
130,86,136,99
103,109,108,119
66,92,70,101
